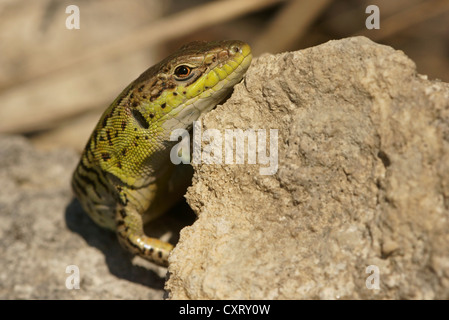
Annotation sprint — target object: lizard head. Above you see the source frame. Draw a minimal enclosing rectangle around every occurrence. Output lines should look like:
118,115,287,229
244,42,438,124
129,40,252,132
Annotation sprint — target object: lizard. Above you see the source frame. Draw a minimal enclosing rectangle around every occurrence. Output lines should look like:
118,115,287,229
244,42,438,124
71,40,252,267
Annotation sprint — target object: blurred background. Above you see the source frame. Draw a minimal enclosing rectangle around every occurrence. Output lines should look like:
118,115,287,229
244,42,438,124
0,0,448,153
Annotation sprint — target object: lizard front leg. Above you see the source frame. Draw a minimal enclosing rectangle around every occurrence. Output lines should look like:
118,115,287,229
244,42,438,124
116,206,173,267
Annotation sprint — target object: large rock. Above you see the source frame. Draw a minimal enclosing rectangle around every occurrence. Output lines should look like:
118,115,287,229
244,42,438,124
166,37,449,299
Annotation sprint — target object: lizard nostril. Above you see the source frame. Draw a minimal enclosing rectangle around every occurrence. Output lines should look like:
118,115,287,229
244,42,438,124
231,45,241,54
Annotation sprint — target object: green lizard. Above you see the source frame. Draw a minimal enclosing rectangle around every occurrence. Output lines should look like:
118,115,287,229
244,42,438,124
72,40,252,267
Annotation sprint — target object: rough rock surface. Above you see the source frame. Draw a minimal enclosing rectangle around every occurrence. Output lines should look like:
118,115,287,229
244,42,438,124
166,37,449,299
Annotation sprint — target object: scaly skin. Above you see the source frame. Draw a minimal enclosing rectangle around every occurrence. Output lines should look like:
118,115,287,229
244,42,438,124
72,40,252,266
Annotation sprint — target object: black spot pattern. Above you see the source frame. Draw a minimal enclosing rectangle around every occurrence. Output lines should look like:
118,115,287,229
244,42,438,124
101,152,111,161
131,109,150,129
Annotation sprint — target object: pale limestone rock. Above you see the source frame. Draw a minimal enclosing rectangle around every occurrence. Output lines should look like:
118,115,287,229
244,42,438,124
166,37,449,299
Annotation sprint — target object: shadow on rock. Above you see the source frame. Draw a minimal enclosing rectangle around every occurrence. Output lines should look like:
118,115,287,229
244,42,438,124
65,197,196,290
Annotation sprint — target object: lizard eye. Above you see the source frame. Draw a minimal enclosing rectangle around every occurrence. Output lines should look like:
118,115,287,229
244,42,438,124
174,65,192,79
